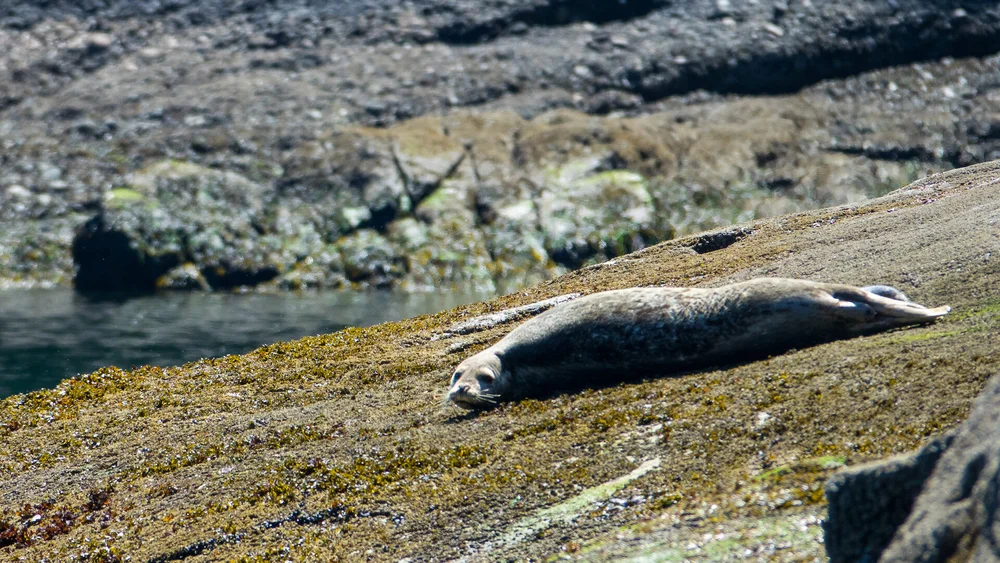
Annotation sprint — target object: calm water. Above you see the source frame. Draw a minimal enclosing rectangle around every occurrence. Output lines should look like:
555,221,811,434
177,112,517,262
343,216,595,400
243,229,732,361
0,289,492,398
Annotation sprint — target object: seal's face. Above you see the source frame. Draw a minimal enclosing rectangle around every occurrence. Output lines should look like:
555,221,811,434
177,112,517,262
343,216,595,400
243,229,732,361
446,350,506,410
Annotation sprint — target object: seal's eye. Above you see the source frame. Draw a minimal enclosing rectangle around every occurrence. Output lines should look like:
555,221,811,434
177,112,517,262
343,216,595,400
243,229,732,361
450,370,462,385
476,370,495,384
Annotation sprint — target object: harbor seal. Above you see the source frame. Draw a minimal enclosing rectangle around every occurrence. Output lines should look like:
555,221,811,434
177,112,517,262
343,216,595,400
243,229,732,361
446,278,950,409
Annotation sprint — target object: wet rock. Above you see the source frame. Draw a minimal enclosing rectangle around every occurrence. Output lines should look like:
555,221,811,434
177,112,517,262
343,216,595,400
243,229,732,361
156,262,210,291
391,116,466,205
72,161,278,292
336,228,405,289
280,129,405,234
824,372,1000,563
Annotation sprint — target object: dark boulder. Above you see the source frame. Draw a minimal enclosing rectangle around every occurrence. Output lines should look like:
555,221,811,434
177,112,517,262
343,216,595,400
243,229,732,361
825,373,1000,563
72,161,278,292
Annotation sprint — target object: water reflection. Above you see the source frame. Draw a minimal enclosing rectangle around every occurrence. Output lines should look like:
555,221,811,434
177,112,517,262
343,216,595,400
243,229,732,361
0,289,492,398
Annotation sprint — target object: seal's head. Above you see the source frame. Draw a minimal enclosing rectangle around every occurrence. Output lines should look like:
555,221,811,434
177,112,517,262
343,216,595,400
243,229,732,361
446,349,507,410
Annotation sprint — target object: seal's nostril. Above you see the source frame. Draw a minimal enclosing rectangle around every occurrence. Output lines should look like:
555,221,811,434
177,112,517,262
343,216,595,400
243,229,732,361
458,384,470,393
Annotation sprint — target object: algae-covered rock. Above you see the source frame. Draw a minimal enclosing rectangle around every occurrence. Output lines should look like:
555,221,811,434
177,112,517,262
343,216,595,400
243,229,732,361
335,228,405,289
63,98,954,293
392,115,467,205
0,216,79,289
6,160,1000,560
276,129,403,235
536,160,668,268
155,262,210,291
72,160,279,291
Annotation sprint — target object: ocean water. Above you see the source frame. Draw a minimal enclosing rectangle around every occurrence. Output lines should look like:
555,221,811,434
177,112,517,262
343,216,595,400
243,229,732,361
0,289,491,398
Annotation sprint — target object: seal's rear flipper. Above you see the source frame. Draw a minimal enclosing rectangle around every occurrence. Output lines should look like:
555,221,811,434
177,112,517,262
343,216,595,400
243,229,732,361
864,294,951,321
826,286,949,333
830,299,877,322
841,289,950,333
861,285,911,302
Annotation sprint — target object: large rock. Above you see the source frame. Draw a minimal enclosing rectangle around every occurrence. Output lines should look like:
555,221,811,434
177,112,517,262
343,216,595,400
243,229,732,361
825,372,1000,563
72,161,279,291
278,128,405,236
6,159,1000,561
61,85,989,293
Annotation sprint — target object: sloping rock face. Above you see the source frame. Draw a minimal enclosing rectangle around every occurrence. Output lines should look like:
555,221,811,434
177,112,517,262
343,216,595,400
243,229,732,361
2,161,1000,560
2,1,1000,289
825,372,1000,563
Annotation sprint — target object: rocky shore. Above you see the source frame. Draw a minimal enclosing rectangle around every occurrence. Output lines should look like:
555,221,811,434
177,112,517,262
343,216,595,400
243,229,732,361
3,1,1000,291
2,160,999,560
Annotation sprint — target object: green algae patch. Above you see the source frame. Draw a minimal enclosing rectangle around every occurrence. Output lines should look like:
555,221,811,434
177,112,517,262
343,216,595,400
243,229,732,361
754,456,847,483
3,162,1000,560
567,508,826,562
104,187,145,208
501,458,661,547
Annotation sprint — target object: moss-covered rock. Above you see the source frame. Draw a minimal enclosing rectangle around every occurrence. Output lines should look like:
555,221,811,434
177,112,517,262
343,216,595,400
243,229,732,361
392,115,467,205
59,97,956,293
4,161,1000,560
334,228,405,289
275,131,397,237
72,160,279,291
536,160,669,268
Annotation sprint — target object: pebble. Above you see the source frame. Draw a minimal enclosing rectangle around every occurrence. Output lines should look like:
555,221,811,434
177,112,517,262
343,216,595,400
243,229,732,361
183,115,208,127
248,34,277,49
763,23,785,37
87,32,113,49
139,47,163,60
573,65,593,78
5,185,31,200
73,120,100,136
39,164,62,182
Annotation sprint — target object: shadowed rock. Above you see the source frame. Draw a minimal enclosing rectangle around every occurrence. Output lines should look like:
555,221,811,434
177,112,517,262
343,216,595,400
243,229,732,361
72,161,279,292
825,373,1000,563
